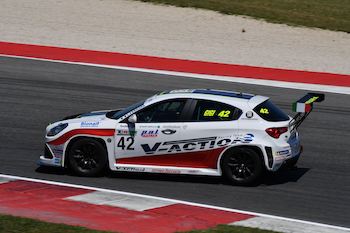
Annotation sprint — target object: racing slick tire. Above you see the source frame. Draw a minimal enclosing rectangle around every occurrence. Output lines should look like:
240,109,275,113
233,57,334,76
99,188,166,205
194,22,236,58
221,147,264,186
67,138,108,177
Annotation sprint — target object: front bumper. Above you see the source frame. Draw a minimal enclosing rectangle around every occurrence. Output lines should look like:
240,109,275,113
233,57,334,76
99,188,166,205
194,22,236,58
38,155,62,167
37,143,64,167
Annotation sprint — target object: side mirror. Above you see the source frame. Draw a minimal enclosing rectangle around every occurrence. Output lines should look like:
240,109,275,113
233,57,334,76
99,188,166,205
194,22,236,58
128,114,137,124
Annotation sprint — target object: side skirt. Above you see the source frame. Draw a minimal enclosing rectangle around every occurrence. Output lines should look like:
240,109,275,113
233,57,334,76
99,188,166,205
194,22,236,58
112,163,221,176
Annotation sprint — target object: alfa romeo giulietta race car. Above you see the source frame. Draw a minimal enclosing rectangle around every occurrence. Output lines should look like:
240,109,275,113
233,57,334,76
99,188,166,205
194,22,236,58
39,89,324,185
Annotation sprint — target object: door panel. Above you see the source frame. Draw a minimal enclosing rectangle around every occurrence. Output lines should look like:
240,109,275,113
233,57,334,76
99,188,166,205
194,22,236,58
114,98,240,168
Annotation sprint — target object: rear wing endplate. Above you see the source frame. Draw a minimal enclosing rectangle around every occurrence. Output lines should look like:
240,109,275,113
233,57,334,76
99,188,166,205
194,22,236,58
290,93,325,130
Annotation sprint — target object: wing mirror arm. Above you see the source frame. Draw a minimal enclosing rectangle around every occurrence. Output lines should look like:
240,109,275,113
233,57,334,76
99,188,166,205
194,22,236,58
128,114,137,124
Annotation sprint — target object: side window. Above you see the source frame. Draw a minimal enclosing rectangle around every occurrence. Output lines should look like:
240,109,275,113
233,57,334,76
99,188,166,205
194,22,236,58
191,100,241,122
137,99,186,123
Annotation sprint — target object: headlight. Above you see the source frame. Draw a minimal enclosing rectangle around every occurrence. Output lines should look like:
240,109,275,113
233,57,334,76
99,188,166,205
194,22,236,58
47,123,68,137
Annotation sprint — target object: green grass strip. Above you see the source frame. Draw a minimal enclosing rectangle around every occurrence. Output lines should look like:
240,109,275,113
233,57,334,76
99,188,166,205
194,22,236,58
0,214,279,233
0,214,114,233
137,0,350,32
180,224,278,233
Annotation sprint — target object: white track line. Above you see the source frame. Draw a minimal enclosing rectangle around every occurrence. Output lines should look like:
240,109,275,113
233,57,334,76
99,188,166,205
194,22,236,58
231,217,347,233
66,191,175,211
1,55,349,95
1,174,349,232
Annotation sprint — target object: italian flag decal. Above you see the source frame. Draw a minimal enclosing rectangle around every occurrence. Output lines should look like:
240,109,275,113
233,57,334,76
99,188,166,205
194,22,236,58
292,93,325,113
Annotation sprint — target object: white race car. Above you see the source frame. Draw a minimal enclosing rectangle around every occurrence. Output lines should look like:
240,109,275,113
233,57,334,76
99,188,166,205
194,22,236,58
39,89,324,185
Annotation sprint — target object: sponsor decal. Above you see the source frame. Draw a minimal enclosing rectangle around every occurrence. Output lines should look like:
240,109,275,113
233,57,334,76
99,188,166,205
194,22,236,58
162,125,181,129
161,129,176,135
117,129,137,136
232,133,254,143
80,121,100,127
115,167,146,172
50,145,64,158
141,130,159,137
142,136,242,154
139,125,160,129
52,149,63,157
54,157,61,165
242,133,254,143
141,134,255,154
150,168,181,174
277,150,290,156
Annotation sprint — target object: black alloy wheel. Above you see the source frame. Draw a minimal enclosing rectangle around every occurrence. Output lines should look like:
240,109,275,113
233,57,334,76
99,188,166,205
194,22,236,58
222,147,263,185
68,138,107,177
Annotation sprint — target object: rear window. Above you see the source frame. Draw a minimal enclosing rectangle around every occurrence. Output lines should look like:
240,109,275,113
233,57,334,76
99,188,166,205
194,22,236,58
254,100,289,122
191,99,242,122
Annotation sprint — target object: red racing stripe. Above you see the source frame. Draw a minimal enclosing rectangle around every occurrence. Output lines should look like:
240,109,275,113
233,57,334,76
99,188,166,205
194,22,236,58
0,180,254,233
147,204,254,223
48,129,115,145
116,147,226,169
0,41,349,87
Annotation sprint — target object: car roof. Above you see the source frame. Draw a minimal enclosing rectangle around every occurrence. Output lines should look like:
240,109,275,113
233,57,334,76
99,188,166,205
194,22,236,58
145,89,269,109
160,89,255,99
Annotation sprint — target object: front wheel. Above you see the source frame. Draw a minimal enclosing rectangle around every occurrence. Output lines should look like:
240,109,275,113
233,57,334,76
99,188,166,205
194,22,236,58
221,147,264,185
67,138,108,177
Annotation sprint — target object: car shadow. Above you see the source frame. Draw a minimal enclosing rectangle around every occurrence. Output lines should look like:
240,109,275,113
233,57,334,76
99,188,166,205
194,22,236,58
105,166,310,186
106,170,225,185
261,167,310,186
35,166,67,175
35,165,310,186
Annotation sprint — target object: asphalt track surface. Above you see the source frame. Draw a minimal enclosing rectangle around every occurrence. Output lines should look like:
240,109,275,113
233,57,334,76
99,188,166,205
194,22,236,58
0,56,349,228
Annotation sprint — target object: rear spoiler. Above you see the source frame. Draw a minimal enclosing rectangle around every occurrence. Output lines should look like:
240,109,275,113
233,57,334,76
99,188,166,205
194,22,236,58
290,93,325,130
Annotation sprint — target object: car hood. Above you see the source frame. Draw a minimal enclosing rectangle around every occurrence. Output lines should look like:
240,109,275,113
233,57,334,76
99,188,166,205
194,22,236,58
46,110,117,138
50,109,122,126
62,110,112,120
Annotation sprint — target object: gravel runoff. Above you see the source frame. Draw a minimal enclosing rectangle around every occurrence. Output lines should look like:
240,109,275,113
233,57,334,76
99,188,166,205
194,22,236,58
0,0,349,75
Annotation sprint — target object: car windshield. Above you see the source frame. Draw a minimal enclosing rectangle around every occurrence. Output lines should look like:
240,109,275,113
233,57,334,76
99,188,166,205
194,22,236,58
108,100,145,119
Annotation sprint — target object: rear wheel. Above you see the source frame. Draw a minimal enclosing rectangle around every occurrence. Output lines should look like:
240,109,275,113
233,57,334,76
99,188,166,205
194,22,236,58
221,147,264,185
67,138,107,177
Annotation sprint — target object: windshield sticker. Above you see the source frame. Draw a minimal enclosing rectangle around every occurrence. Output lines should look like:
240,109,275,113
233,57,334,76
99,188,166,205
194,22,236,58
218,110,231,117
203,110,216,116
260,108,269,114
119,105,145,120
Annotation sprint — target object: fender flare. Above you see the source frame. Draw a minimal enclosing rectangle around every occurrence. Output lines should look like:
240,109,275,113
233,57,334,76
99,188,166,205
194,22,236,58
216,144,268,175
